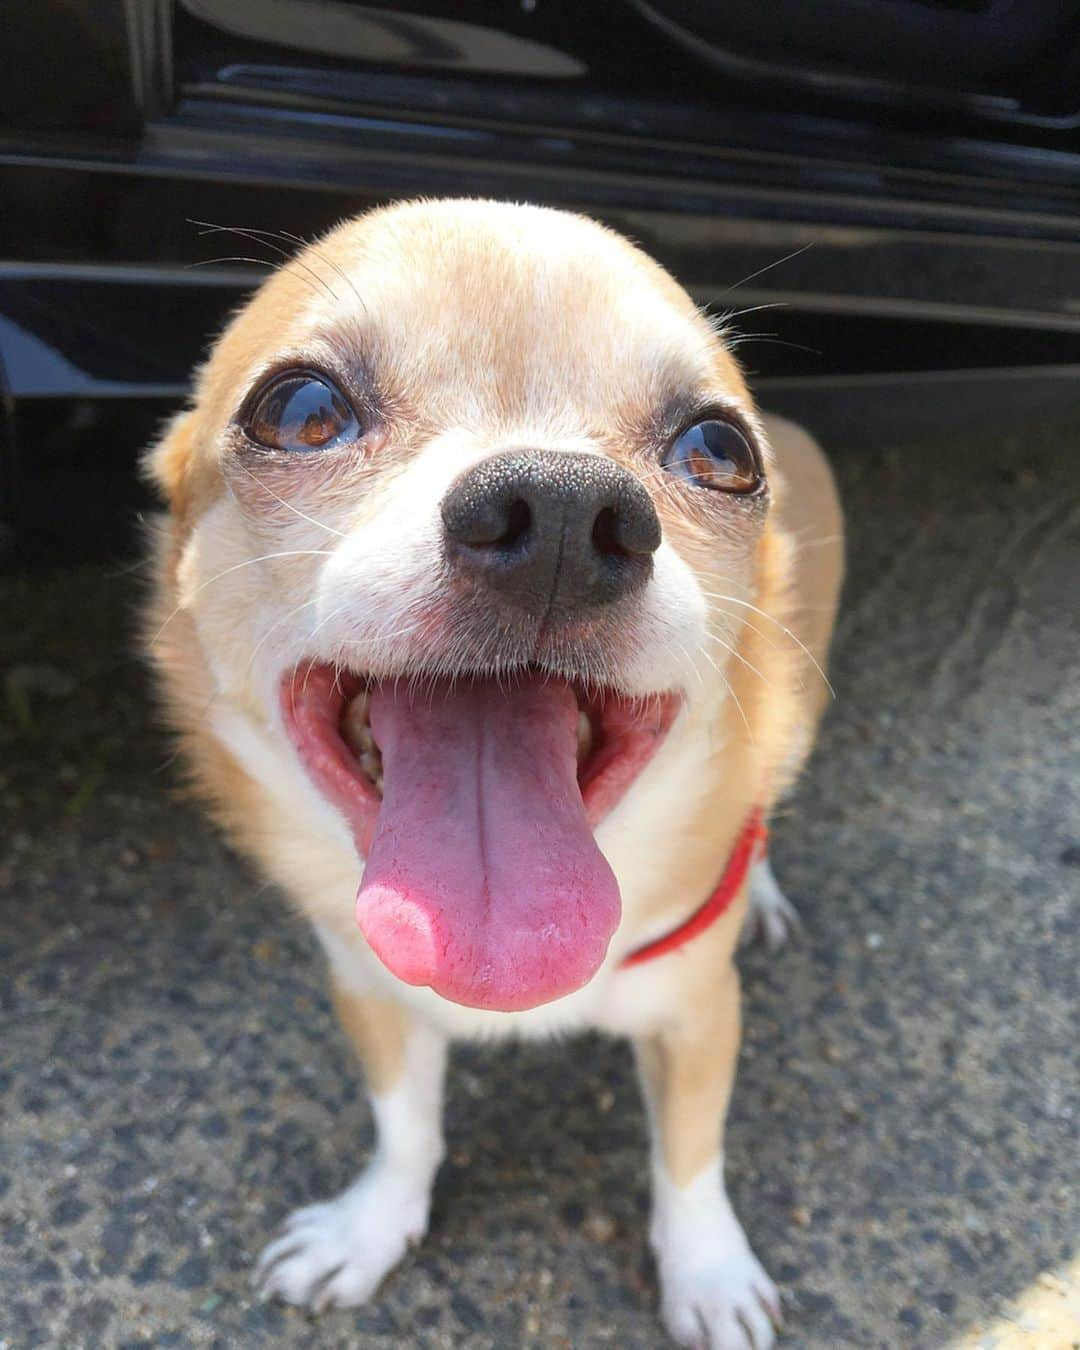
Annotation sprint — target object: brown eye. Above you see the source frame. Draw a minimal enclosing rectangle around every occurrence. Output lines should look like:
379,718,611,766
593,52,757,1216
662,419,761,493
244,372,359,452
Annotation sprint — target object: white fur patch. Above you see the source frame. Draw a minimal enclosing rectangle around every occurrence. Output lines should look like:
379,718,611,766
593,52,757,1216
209,705,352,852
650,1156,781,1350
254,1024,446,1310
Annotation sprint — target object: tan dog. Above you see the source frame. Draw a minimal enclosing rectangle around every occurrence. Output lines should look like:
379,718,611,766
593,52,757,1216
144,199,842,1348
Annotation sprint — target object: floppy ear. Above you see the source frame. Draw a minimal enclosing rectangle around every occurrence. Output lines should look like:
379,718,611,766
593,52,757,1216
141,410,201,521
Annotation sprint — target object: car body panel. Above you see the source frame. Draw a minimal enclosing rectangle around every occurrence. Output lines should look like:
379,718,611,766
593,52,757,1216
2,0,1078,558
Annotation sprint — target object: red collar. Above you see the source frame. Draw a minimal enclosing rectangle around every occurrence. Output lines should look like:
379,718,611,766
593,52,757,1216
620,807,768,969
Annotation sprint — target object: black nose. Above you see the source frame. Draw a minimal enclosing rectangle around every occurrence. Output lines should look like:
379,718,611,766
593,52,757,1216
441,450,661,618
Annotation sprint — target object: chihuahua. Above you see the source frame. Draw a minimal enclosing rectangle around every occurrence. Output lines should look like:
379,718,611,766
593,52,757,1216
145,199,843,1348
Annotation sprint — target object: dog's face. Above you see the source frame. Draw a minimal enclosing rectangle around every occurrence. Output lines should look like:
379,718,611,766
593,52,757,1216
151,200,774,1014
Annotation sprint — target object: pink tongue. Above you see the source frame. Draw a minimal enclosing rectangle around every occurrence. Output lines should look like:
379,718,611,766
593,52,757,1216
355,677,620,1012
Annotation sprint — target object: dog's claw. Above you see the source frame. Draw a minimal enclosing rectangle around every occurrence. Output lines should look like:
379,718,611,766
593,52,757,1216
759,1288,784,1330
252,1243,303,1300
309,1261,348,1313
267,1216,294,1244
735,1310,758,1350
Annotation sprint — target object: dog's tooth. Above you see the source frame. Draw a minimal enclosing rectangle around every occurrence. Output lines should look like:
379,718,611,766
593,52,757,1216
358,748,381,782
341,691,371,752
344,693,384,795
577,710,593,764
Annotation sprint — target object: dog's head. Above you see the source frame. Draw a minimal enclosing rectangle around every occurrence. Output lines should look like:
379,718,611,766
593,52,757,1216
148,200,777,1013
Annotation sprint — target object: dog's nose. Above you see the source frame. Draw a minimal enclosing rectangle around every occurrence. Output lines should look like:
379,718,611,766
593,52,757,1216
441,450,661,617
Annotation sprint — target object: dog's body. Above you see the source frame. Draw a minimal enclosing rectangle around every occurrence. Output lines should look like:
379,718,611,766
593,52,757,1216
145,199,843,1347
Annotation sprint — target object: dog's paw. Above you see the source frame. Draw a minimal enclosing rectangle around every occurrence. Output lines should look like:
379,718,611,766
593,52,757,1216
253,1165,429,1310
658,1246,781,1350
651,1166,782,1350
741,858,801,952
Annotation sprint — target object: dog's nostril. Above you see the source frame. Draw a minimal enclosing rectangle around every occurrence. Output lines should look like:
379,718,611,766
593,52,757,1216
444,489,532,551
456,496,531,551
591,507,626,558
499,498,531,551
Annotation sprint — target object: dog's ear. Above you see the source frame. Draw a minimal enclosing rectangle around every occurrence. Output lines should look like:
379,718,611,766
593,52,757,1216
142,410,204,522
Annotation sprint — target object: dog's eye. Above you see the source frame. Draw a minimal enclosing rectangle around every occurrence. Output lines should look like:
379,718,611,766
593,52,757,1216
662,419,761,493
243,373,359,452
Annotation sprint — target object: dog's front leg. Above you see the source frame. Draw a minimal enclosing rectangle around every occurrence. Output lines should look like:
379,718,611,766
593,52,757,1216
635,965,781,1349
255,979,447,1310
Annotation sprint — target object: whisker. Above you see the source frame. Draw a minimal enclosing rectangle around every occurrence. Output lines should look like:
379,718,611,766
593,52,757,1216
726,334,822,358
217,222,357,310
191,220,338,303
184,255,328,303
298,600,356,679
245,596,321,677
277,228,366,311
233,459,348,539
695,642,754,744
185,256,277,271
298,593,377,695
699,591,834,697
704,630,772,688
715,301,791,323
150,550,336,646
338,616,428,651
670,636,705,691
718,242,814,296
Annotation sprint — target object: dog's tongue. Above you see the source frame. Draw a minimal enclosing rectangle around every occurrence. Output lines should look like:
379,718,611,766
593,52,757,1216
356,677,620,1012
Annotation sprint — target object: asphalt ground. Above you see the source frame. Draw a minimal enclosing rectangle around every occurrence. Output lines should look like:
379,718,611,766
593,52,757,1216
1,418,1077,1349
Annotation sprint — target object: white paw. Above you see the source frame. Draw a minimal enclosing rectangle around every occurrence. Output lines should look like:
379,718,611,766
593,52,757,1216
253,1164,430,1311
658,1245,781,1350
651,1163,781,1350
741,858,801,952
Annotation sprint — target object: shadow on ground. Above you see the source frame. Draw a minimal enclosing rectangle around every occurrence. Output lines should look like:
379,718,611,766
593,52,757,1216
1,422,1077,1348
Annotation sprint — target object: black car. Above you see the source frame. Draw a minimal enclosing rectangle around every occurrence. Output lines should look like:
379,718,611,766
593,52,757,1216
2,0,1079,559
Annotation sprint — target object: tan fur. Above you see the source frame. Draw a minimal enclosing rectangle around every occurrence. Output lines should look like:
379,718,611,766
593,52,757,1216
330,980,409,1096
143,198,844,1330
635,966,742,1186
763,413,845,741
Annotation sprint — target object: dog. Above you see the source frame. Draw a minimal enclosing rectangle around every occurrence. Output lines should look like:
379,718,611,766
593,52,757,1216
144,198,843,1348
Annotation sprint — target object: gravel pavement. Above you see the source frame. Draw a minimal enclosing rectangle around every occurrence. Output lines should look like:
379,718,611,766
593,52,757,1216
1,420,1077,1349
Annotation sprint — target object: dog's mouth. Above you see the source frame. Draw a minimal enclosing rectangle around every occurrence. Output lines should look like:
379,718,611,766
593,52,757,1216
282,664,681,1012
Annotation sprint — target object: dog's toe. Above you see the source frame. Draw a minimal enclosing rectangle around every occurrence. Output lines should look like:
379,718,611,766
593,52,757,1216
742,858,801,952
